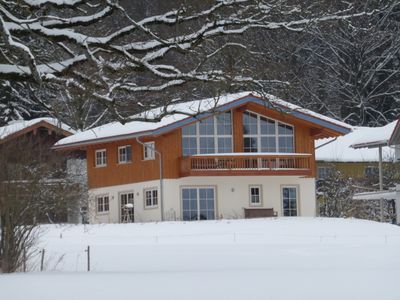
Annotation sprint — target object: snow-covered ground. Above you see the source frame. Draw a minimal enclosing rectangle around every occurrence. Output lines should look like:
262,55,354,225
1,218,400,300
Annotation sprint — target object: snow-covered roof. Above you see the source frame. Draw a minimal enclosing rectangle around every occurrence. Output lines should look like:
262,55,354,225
350,121,398,149
316,122,398,162
389,119,400,146
0,118,75,141
55,92,351,149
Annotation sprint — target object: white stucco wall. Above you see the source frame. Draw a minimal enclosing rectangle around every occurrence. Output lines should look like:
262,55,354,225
88,176,316,223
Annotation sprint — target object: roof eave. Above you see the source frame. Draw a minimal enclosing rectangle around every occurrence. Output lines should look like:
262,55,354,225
53,131,152,151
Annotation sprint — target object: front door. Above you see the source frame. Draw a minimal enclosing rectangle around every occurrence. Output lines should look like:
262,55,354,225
120,192,134,223
182,187,215,221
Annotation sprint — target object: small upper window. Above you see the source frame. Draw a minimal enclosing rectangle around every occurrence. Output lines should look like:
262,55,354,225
118,145,132,164
95,149,107,167
317,166,332,180
97,195,109,213
144,142,155,160
144,189,158,208
249,185,262,206
365,166,379,177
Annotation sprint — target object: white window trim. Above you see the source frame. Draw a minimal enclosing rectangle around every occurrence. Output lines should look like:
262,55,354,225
95,149,107,167
118,145,132,164
243,110,295,153
281,185,299,217
143,142,155,160
180,186,217,221
249,185,263,207
119,191,134,222
144,188,158,209
182,111,233,156
96,194,110,214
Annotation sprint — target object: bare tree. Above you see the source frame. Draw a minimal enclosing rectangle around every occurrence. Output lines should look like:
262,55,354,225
288,2,400,126
0,136,84,273
0,0,381,128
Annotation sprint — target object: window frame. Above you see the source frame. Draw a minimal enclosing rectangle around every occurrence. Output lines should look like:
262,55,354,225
143,142,156,160
96,194,110,214
144,188,158,209
119,191,134,222
281,185,299,217
243,110,295,153
249,185,263,206
118,145,132,164
95,149,107,167
365,165,379,177
180,186,216,221
317,166,333,180
181,111,233,156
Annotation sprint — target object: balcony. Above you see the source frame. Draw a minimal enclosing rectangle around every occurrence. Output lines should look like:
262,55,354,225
180,153,313,177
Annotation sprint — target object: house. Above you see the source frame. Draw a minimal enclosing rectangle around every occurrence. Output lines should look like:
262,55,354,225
350,119,400,223
315,121,398,181
0,118,80,223
53,92,351,223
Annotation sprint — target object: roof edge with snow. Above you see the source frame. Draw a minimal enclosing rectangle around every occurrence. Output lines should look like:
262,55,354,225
54,92,352,150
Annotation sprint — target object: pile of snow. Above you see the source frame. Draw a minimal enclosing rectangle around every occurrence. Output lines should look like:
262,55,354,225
0,118,75,140
316,122,397,162
1,218,400,300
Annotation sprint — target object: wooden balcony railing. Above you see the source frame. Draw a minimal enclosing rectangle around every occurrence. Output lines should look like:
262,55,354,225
180,153,313,177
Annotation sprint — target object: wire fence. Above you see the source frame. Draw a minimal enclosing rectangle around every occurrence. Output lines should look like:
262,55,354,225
26,231,400,272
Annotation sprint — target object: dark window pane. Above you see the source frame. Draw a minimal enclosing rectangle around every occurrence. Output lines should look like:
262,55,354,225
182,123,197,136
199,117,215,135
260,117,275,135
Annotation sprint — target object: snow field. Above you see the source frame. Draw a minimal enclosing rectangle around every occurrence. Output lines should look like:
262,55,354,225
1,217,400,300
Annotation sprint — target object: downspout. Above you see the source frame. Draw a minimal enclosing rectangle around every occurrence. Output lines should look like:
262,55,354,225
378,145,384,222
136,137,164,221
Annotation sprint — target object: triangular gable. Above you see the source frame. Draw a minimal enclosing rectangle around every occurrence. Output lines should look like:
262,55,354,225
0,118,74,144
54,93,351,149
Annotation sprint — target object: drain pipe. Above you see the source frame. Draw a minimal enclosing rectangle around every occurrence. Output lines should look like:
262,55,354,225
136,137,164,221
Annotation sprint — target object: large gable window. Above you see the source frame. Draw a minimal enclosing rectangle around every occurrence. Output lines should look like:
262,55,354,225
243,111,294,153
182,112,232,156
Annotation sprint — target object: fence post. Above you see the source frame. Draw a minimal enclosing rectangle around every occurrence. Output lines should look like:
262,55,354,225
23,248,26,272
40,249,45,272
85,246,90,272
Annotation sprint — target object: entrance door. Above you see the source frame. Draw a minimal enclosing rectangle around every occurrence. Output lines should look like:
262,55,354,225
182,187,215,221
120,192,134,223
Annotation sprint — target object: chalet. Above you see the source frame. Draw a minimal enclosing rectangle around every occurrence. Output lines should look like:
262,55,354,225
0,118,78,223
54,92,351,223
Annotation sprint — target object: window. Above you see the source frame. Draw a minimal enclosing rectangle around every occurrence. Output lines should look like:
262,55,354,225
182,187,215,221
282,186,298,216
96,195,109,213
95,149,107,167
182,112,232,156
243,111,294,153
120,192,134,222
249,185,262,206
144,189,158,208
365,166,379,177
144,142,155,160
317,166,332,180
118,145,132,164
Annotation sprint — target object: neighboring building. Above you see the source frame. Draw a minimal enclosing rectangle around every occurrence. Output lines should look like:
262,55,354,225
0,118,79,222
315,121,398,181
54,92,351,223
350,119,400,223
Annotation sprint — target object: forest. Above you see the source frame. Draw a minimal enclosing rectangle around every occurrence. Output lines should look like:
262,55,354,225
0,0,398,129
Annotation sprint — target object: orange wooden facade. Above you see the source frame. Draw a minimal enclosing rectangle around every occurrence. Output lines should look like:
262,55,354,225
86,102,339,189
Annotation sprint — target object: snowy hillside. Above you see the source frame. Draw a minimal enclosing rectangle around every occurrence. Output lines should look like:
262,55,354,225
1,218,400,300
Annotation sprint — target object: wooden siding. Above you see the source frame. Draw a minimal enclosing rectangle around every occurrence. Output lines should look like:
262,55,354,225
317,161,400,180
87,103,330,188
